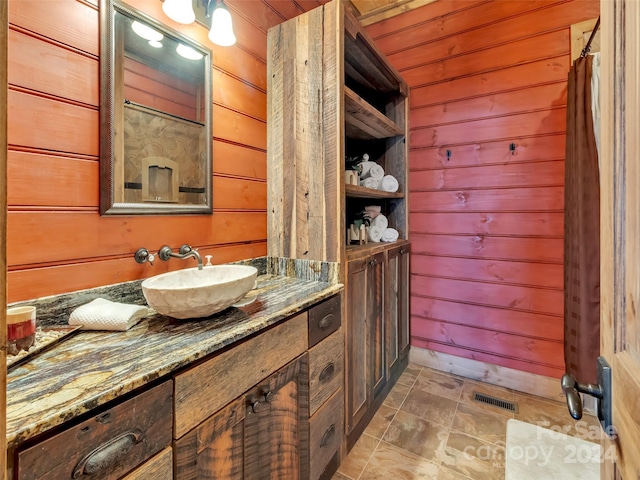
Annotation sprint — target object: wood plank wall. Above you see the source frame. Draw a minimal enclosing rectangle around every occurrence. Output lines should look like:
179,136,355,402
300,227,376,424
6,0,326,303
367,0,599,378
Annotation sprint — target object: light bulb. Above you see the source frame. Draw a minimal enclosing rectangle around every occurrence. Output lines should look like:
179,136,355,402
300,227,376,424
162,0,196,25
208,3,236,47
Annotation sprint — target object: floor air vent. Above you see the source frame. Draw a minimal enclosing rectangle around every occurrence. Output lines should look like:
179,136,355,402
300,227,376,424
472,392,518,413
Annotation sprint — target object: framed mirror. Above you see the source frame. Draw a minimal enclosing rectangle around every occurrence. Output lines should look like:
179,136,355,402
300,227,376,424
100,0,213,215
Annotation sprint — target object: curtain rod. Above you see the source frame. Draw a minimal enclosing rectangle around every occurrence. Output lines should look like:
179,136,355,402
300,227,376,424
580,16,600,58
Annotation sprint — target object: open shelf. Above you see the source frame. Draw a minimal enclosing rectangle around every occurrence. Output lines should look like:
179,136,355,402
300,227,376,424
343,9,406,95
346,240,408,259
345,87,403,140
345,184,404,199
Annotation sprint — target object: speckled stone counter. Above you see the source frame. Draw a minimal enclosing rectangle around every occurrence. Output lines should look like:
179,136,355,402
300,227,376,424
6,271,342,448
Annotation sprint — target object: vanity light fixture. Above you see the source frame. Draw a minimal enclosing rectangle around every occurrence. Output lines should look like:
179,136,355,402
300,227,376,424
148,40,163,48
176,43,204,60
162,0,196,24
207,0,236,47
160,0,236,47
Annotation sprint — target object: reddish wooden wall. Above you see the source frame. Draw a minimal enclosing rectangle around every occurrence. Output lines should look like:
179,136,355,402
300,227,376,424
367,0,599,378
6,0,324,303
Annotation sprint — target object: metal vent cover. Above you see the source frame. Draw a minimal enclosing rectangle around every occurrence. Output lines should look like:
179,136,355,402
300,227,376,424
472,391,519,413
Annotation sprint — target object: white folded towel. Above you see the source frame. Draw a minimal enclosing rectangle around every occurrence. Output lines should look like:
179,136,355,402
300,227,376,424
69,298,148,331
360,177,379,189
359,161,384,180
371,214,388,230
378,175,399,193
381,228,400,242
368,225,384,242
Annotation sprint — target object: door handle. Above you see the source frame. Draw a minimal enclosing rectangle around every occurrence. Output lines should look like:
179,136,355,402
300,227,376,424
561,356,613,436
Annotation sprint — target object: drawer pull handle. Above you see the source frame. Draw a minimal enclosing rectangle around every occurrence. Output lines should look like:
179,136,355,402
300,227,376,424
369,259,377,266
318,314,334,329
72,429,143,478
319,363,336,382
320,424,336,447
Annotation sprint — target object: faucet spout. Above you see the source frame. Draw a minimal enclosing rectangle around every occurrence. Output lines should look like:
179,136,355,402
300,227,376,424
158,244,203,270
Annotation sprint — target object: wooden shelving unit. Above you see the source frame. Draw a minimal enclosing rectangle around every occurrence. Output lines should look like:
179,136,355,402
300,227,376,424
267,0,410,460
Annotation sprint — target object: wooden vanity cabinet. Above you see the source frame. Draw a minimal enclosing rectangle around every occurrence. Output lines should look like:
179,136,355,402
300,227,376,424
173,296,344,480
174,355,310,480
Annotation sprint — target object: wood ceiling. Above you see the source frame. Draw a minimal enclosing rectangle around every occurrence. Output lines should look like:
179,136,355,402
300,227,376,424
350,0,436,26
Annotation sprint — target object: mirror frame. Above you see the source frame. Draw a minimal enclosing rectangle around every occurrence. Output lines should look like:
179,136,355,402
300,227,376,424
100,0,213,215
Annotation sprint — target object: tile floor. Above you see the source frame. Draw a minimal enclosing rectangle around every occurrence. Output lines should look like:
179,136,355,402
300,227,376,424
333,363,602,480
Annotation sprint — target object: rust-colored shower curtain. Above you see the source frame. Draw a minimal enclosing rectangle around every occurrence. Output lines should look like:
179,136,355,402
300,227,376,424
564,55,600,385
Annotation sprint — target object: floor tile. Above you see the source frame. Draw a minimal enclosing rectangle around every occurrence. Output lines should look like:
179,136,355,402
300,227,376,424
359,441,440,479
437,466,473,480
459,379,516,418
331,472,353,480
384,382,411,409
413,368,464,401
450,402,509,445
364,403,397,439
401,388,459,428
383,409,449,462
397,364,422,387
337,433,379,479
440,431,505,480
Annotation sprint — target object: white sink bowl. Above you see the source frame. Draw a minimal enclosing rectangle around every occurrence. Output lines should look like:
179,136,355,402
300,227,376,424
141,265,258,319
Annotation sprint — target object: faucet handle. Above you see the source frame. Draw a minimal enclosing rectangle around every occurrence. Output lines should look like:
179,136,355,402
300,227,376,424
205,255,213,266
179,244,194,255
134,248,154,266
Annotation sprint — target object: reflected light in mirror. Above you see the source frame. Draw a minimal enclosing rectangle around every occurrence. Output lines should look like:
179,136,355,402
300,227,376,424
177,43,204,60
162,0,196,24
149,40,163,48
131,20,163,41
209,1,236,46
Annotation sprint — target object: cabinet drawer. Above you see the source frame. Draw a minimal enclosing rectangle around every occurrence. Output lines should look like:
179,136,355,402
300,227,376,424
308,294,341,348
174,312,308,438
17,381,172,480
309,389,344,480
309,328,343,416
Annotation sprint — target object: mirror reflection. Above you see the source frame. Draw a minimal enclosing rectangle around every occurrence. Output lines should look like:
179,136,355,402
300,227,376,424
100,0,213,215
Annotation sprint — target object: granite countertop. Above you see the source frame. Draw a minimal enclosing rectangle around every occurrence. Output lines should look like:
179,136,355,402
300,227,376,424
6,273,343,448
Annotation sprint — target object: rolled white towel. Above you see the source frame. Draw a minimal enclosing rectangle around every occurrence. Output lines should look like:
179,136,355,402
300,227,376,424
359,161,384,180
368,225,384,242
381,228,400,242
378,175,399,193
371,214,388,230
69,298,148,331
359,177,379,189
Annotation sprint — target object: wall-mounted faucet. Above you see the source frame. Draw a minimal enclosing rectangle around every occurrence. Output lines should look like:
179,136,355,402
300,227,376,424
158,244,203,270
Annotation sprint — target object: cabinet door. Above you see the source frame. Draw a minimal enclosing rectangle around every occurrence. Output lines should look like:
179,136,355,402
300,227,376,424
245,355,309,480
346,257,370,434
385,246,401,376
369,252,385,398
175,356,309,480
398,244,411,359
346,252,385,434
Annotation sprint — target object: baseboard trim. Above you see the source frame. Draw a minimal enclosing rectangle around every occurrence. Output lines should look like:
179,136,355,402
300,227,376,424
409,346,566,403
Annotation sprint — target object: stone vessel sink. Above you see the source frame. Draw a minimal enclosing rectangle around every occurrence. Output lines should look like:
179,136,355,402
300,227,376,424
141,265,258,319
